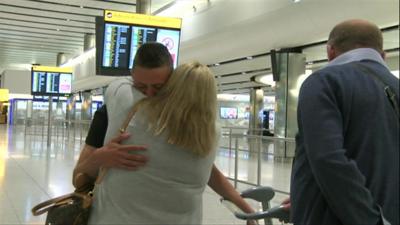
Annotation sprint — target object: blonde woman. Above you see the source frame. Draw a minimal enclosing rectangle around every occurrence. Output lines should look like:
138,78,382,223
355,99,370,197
88,62,254,224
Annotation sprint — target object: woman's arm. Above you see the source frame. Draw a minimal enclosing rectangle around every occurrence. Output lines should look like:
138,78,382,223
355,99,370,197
207,164,256,216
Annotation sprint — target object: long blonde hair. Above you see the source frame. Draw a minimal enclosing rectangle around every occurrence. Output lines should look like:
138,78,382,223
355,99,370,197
136,61,217,157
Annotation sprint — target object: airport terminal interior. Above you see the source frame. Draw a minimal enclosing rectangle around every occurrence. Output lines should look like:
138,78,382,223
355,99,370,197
0,0,399,224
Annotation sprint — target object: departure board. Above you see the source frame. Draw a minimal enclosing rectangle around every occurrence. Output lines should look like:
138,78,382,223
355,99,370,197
129,27,156,69
32,72,46,93
96,11,182,76
31,66,72,96
103,23,130,68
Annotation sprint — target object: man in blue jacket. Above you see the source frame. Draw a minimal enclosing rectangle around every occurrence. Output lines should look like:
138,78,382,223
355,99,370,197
290,19,399,225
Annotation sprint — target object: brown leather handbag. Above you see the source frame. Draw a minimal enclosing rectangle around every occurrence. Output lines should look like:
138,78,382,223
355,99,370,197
31,105,138,225
31,189,93,225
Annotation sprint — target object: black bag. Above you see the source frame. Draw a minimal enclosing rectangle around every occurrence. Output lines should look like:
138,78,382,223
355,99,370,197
32,192,93,225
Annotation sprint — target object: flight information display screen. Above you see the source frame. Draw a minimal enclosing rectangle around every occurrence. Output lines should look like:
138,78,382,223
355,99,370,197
102,23,130,68
102,23,181,70
128,26,156,69
31,66,72,96
96,10,182,76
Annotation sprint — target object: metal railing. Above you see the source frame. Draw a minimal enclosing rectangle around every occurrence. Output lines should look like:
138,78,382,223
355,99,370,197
220,127,295,194
17,118,91,146
12,120,294,195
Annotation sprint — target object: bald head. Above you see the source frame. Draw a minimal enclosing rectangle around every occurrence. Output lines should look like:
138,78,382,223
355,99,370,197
327,19,384,60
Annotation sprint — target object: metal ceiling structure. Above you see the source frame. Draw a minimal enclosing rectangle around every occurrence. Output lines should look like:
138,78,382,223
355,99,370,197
0,0,399,95
0,0,136,70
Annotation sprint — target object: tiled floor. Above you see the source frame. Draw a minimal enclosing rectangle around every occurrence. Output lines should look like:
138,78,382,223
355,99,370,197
0,124,292,225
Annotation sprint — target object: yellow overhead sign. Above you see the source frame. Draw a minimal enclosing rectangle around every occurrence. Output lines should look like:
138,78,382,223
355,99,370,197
32,66,72,73
0,89,9,102
104,10,182,29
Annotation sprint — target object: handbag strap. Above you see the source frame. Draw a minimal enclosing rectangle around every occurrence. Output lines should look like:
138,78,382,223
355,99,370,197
31,192,91,216
119,104,139,133
95,103,139,184
31,106,140,217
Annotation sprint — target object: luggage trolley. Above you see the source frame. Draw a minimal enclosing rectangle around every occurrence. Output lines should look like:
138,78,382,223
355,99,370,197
221,186,290,225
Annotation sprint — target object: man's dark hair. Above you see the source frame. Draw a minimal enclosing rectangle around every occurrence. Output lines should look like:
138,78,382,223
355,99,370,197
327,20,383,54
132,42,173,70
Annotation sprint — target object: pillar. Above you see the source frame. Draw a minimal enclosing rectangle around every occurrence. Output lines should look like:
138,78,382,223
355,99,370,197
55,54,66,96
84,34,95,51
249,88,264,136
136,0,151,14
273,51,306,158
79,34,95,121
248,88,264,184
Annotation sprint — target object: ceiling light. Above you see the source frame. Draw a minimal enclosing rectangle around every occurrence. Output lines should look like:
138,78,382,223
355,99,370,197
392,70,399,79
289,70,313,97
214,63,220,66
80,5,84,8
246,56,253,60
60,48,96,68
254,74,275,87
293,0,301,2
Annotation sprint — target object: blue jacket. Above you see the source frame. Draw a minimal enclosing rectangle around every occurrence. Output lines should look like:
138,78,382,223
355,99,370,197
291,59,399,225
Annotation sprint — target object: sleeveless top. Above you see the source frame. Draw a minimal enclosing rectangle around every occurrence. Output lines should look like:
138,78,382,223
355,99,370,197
88,77,216,225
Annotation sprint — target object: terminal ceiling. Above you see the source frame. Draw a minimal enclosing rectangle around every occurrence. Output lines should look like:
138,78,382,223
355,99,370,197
0,0,398,95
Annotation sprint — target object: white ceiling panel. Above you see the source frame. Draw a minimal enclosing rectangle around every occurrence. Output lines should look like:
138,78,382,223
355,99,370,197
210,56,270,75
220,89,251,95
0,24,84,37
0,12,95,28
219,87,275,95
0,47,57,55
0,5,95,22
0,33,83,46
217,73,256,84
0,45,79,54
0,29,83,42
219,81,268,91
0,40,82,50
36,0,136,11
0,54,55,59
0,18,94,34
110,0,138,4
383,29,400,49
0,57,55,63
1,0,104,17
0,58,55,65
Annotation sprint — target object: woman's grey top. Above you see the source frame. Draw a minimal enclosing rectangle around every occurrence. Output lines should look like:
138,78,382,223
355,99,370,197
88,77,217,225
